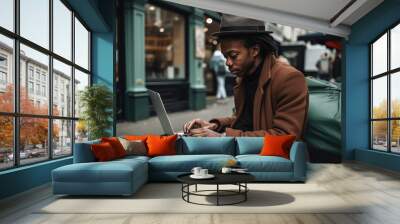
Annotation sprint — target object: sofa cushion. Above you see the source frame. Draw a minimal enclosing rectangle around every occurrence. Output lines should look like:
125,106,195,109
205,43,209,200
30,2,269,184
235,137,264,155
147,135,178,157
148,154,235,172
101,137,127,158
178,137,235,155
236,155,293,172
118,138,147,156
91,142,118,161
53,158,147,183
260,135,296,159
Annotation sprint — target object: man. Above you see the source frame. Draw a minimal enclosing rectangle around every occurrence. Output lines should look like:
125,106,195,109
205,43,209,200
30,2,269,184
316,52,331,81
184,15,308,140
210,48,228,100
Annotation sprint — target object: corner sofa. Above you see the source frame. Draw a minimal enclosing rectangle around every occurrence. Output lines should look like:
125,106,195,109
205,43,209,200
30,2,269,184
52,137,307,196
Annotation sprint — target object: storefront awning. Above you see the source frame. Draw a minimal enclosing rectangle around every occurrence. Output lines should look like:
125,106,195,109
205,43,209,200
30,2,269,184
164,0,383,38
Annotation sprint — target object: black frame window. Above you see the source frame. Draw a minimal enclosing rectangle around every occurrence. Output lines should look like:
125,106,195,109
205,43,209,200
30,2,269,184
0,0,91,171
370,22,400,154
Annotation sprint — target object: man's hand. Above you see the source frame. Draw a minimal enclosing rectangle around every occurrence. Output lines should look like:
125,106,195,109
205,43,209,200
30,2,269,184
189,127,223,137
183,118,217,134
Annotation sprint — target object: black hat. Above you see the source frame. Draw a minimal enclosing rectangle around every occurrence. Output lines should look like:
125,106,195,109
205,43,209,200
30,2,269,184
212,14,273,37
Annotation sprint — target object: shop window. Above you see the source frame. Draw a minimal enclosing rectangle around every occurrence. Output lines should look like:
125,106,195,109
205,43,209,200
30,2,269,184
145,4,186,81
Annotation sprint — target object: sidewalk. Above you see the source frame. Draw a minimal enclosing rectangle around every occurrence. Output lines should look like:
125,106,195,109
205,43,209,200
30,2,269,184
117,97,234,136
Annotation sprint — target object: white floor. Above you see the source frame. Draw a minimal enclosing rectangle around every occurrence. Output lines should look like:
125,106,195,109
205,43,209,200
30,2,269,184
1,162,400,224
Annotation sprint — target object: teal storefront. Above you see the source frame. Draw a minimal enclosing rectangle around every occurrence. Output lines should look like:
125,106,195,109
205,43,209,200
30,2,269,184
118,0,214,121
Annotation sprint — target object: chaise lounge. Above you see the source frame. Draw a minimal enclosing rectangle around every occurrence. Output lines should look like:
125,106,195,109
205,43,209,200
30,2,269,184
52,137,307,196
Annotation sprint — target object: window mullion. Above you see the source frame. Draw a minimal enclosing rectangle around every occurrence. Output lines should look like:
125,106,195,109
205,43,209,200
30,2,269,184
388,30,391,152
48,0,54,160
71,10,76,154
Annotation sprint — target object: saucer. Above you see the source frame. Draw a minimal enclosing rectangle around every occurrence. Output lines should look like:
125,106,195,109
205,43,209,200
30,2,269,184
190,174,215,179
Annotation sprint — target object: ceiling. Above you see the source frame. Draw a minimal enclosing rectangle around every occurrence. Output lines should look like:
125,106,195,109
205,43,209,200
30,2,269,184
164,0,384,38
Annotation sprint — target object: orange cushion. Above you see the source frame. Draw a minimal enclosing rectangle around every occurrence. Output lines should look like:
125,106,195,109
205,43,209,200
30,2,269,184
259,135,296,159
124,135,148,141
91,142,118,161
146,135,178,157
101,137,127,158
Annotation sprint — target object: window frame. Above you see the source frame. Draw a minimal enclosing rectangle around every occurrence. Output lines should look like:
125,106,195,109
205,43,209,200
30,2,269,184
0,0,92,171
144,1,189,82
370,20,400,154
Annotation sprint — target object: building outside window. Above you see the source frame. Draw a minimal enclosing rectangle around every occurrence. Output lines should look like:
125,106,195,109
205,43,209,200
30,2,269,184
371,22,400,154
0,71,6,83
0,0,91,170
0,54,7,89
28,81,34,94
145,4,186,81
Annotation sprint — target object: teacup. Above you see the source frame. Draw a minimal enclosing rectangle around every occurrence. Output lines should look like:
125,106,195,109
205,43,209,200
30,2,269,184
191,167,202,176
199,168,208,176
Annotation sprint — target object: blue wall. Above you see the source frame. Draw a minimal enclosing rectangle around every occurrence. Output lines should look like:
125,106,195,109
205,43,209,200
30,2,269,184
0,158,72,199
0,0,115,200
344,0,400,170
92,32,116,136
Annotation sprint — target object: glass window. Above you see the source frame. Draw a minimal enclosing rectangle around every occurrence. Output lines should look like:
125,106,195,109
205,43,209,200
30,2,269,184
74,69,89,118
0,116,14,170
53,59,72,117
74,18,89,70
28,67,34,79
19,117,49,165
75,120,88,143
0,0,91,170
20,44,49,115
0,55,7,67
391,72,400,118
372,121,388,151
36,84,40,95
53,119,72,158
372,34,387,77
28,81,34,94
371,24,400,154
372,77,387,119
20,0,49,49
0,0,14,31
0,35,14,113
145,4,186,80
53,0,72,60
391,24,400,70
391,120,400,153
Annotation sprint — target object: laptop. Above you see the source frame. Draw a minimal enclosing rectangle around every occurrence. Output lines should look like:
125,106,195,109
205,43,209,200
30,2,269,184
148,89,186,136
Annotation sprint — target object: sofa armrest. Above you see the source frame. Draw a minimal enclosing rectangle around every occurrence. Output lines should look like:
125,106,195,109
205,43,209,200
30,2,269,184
289,141,308,181
73,140,100,163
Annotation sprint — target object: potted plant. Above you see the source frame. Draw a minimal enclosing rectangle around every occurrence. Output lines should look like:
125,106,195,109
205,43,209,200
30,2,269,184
79,84,113,140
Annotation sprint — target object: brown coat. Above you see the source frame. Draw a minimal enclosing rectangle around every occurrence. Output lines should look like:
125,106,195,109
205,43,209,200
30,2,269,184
211,56,309,140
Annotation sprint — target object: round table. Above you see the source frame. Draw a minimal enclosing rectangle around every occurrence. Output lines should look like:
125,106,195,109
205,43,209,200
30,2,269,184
177,172,255,206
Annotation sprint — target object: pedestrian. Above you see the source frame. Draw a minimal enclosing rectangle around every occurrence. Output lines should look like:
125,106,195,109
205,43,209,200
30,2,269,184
315,52,331,81
210,47,228,100
183,14,308,139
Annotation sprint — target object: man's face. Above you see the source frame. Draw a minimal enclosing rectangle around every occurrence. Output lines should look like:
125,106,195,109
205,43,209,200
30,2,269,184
220,39,258,78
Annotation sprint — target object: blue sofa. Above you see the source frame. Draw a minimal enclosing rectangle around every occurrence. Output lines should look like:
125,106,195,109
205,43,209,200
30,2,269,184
52,137,307,196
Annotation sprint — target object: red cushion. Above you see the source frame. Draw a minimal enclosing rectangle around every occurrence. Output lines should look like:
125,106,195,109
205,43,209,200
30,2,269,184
259,135,296,159
146,135,178,157
91,142,118,161
101,137,127,158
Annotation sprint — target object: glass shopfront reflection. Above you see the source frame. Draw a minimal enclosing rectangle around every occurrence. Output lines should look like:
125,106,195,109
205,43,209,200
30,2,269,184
145,4,186,81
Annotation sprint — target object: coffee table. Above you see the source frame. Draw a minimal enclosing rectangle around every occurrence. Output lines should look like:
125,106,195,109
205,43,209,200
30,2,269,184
177,172,255,206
